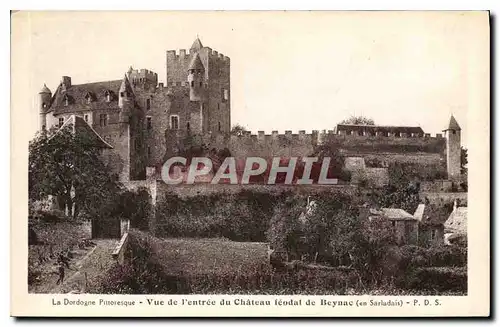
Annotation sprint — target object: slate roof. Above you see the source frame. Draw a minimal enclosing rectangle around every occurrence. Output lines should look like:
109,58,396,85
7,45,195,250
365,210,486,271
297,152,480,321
190,37,204,51
39,84,51,94
336,124,424,135
188,53,205,71
444,115,461,131
48,79,123,114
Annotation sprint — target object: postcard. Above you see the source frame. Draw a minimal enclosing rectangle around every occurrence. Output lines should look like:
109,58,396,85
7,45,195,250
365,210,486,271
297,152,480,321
11,11,490,317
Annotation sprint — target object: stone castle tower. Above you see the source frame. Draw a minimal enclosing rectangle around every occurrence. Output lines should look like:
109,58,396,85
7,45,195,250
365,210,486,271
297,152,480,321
444,115,462,179
166,37,231,134
38,84,52,130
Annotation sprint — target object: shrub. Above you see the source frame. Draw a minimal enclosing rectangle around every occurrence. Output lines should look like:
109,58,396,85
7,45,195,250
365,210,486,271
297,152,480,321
426,245,467,267
399,267,467,293
31,209,67,223
155,190,303,242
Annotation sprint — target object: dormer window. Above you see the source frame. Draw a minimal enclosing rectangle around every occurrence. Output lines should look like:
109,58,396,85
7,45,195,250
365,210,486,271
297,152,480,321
84,92,94,104
63,94,70,106
104,90,112,102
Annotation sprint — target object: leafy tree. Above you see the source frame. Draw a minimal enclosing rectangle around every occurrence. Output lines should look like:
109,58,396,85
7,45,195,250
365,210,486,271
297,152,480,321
302,194,362,265
461,147,468,175
369,162,422,214
230,124,248,136
306,138,350,182
339,115,375,125
29,125,121,220
267,199,304,258
118,187,152,231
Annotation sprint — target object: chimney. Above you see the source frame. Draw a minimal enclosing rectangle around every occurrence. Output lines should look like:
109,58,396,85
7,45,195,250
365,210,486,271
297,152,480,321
61,76,72,90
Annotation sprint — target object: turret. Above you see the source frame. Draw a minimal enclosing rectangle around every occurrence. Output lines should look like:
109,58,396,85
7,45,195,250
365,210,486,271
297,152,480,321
443,115,462,179
118,74,133,123
187,52,205,102
38,84,52,130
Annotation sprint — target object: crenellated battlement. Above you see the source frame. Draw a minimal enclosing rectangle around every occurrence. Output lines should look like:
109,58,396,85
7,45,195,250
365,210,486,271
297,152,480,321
166,48,230,61
167,128,447,160
128,68,158,88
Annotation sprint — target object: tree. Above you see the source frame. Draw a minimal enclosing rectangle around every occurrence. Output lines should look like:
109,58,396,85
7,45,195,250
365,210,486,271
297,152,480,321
369,162,422,214
29,125,121,220
461,147,468,175
339,115,375,125
230,124,248,136
307,138,350,182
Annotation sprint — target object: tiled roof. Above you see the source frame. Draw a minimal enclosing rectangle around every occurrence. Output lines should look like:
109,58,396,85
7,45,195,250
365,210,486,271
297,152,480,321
49,80,123,114
336,124,424,135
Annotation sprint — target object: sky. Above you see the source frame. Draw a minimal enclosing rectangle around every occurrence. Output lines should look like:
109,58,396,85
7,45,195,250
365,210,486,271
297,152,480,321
15,11,490,146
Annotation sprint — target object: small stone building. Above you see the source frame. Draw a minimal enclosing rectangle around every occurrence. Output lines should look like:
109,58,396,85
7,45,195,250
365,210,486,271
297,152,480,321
370,208,419,245
413,202,454,247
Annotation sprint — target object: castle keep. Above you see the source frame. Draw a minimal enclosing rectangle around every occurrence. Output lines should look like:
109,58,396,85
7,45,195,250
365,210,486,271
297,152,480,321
37,37,463,183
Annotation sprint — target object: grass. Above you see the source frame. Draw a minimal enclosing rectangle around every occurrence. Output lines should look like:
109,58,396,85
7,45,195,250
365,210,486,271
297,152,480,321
94,230,467,295
138,231,268,276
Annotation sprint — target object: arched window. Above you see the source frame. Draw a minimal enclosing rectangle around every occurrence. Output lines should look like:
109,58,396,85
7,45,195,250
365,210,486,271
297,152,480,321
146,98,151,110
218,122,221,132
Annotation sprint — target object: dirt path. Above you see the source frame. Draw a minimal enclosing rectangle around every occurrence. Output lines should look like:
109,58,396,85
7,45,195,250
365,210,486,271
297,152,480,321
30,239,118,294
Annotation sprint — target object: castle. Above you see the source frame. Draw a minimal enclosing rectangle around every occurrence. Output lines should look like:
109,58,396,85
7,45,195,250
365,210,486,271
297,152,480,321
37,37,463,184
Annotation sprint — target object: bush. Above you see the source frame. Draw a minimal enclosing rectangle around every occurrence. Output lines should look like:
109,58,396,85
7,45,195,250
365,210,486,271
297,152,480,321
399,244,467,268
426,245,467,267
31,209,66,223
118,188,152,231
398,267,467,293
155,190,303,242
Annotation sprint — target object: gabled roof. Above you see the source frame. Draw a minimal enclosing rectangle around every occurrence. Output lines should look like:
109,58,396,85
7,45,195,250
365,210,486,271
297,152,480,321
413,204,425,221
444,115,461,131
419,203,454,225
188,53,205,71
190,37,204,51
49,79,123,114
380,208,415,220
50,115,113,149
444,207,467,234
